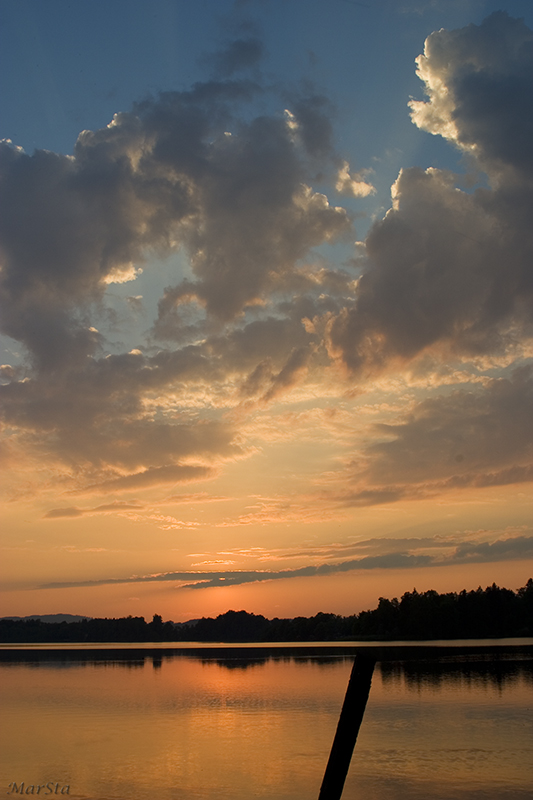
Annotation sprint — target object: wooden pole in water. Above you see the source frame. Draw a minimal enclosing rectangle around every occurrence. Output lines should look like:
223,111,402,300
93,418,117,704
318,654,375,800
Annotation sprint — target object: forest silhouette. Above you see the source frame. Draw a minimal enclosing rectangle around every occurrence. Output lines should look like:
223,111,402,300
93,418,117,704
1,580,531,643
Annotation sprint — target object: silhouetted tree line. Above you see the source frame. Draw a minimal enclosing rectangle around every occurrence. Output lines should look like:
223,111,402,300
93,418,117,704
0,613,175,644
1,580,531,643
352,580,533,641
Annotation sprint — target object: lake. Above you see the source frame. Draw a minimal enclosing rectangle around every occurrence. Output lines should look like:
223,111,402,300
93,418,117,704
1,640,531,800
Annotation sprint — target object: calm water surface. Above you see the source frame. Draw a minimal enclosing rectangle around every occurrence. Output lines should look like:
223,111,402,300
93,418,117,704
1,640,531,800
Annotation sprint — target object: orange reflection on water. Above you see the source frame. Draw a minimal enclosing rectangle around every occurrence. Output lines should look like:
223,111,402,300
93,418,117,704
0,650,531,800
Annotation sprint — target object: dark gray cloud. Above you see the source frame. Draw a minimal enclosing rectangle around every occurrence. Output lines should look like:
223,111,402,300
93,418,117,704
443,463,533,490
450,535,533,564
80,464,216,494
0,122,191,371
37,554,432,590
0,359,240,482
152,111,349,326
288,94,335,159
0,52,356,491
178,554,433,589
366,366,533,486
329,164,533,370
411,12,533,178
327,365,533,508
329,12,533,373
0,70,348,375
208,37,265,77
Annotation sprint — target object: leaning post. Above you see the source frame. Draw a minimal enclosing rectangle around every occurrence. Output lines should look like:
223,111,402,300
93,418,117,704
318,653,376,800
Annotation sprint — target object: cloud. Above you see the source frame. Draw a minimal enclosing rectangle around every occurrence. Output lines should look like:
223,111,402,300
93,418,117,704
1,15,532,517
261,346,311,404
126,295,143,313
335,161,375,198
154,176,349,327
0,54,360,493
208,37,265,78
78,464,217,494
36,555,432,590
165,493,229,505
178,553,433,589
214,495,347,527
365,366,533,486
287,94,336,159
44,506,85,519
38,535,533,591
443,463,533,490
0,346,243,490
308,365,533,510
409,12,533,177
450,535,533,564
328,163,533,371
44,501,144,518
195,534,467,565
0,72,350,374
328,12,533,374
0,118,191,371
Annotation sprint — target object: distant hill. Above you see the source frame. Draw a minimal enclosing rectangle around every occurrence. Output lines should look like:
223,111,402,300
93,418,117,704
1,614,91,624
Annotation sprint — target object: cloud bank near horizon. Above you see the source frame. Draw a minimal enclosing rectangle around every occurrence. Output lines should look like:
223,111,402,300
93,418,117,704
38,534,533,591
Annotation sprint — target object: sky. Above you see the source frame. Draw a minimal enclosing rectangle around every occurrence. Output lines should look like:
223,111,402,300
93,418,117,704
1,0,532,623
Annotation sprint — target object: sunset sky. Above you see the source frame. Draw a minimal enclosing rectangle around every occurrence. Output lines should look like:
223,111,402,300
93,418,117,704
1,0,532,623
